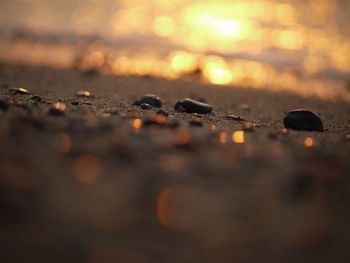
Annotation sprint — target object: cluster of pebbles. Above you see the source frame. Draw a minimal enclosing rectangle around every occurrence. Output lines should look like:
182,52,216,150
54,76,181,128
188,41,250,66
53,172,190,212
1,88,325,132
1,85,349,262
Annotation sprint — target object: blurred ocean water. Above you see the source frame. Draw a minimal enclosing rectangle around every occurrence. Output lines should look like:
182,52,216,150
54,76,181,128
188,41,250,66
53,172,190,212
0,0,349,100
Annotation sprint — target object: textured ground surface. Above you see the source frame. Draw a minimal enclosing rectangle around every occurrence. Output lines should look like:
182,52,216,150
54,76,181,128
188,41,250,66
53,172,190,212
0,62,350,263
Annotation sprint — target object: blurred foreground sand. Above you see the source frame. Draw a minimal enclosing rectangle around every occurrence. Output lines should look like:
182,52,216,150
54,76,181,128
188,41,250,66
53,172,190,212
0,63,350,263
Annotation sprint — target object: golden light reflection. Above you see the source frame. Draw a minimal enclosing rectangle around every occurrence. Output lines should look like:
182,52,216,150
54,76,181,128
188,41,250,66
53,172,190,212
203,56,233,85
273,30,304,50
155,114,167,125
304,137,314,148
275,4,297,25
18,88,28,94
211,124,217,130
53,102,66,111
132,118,142,129
219,132,227,144
177,128,190,145
169,51,198,74
80,50,105,70
232,131,245,144
73,155,101,184
1,0,350,101
153,16,175,37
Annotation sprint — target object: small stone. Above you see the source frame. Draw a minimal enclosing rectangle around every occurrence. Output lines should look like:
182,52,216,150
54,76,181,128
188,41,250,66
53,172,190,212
174,98,213,114
0,100,9,111
75,90,93,98
156,109,169,116
9,87,29,95
283,109,324,132
48,102,66,116
71,101,79,106
30,95,42,102
226,114,246,121
189,119,203,127
133,94,162,108
243,122,255,132
140,103,152,110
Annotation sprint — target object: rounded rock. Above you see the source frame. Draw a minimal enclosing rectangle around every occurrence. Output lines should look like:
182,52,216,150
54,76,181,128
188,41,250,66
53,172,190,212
283,109,324,132
133,94,162,108
9,87,29,95
174,98,213,114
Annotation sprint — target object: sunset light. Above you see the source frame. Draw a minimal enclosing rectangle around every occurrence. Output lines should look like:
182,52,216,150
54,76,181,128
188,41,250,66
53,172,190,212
0,1,349,262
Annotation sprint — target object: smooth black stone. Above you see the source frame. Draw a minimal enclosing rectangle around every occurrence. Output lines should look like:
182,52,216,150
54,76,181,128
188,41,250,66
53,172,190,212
133,94,162,108
174,98,213,114
156,109,169,116
9,88,29,95
0,100,9,111
71,101,79,106
48,108,65,116
140,103,152,110
30,95,42,102
283,109,324,132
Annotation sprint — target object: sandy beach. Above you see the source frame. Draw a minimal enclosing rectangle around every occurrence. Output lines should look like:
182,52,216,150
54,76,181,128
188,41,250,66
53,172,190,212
0,62,349,262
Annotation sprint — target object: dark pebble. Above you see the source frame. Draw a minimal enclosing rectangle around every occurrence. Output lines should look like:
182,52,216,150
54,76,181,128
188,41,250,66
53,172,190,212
189,119,203,127
156,109,169,116
48,103,66,116
71,101,79,106
30,95,42,102
174,98,213,114
226,114,246,121
243,122,255,132
9,87,29,95
140,103,152,110
0,100,9,111
133,94,162,108
283,109,324,132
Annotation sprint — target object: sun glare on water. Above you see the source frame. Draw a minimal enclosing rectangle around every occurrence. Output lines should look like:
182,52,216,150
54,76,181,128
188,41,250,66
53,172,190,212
0,0,350,101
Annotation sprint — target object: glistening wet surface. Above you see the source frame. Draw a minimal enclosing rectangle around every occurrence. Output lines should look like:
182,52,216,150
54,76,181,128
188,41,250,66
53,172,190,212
1,0,350,100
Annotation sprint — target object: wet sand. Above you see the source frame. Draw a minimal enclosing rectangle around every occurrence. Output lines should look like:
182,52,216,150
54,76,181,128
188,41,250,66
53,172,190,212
0,62,350,263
